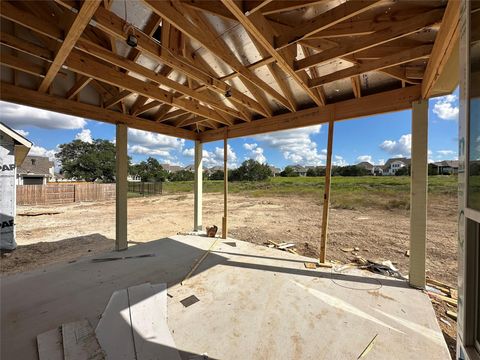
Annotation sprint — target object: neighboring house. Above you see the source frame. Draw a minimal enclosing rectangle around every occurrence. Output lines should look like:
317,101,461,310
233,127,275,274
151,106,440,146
290,165,307,177
357,161,374,174
161,164,183,173
205,166,224,176
184,164,195,172
382,158,410,175
127,174,141,182
269,166,281,177
16,155,54,185
431,160,459,175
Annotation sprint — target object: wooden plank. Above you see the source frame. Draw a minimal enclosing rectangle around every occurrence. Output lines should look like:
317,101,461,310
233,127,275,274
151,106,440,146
66,76,91,100
38,0,101,92
0,82,198,140
95,289,135,360
319,114,334,263
274,0,382,49
421,0,460,98
222,136,228,239
62,319,104,360
128,283,180,360
37,327,64,360
295,8,444,71
199,85,421,142
308,45,433,88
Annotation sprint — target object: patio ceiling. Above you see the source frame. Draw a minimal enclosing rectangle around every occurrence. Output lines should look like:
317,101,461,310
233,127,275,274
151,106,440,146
0,0,460,141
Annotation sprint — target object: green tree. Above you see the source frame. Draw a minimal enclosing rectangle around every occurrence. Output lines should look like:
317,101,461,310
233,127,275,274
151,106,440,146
56,139,118,182
230,159,272,181
130,157,168,182
280,166,299,177
395,166,410,176
306,166,326,177
335,165,370,176
209,170,224,180
169,170,194,181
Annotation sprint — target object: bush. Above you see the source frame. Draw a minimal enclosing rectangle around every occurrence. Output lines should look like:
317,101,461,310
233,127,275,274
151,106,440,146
280,166,299,177
230,159,272,181
306,166,325,177
209,170,224,180
169,170,194,181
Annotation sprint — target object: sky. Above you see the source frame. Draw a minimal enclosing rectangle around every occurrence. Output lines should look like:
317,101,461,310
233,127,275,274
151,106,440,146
0,88,459,170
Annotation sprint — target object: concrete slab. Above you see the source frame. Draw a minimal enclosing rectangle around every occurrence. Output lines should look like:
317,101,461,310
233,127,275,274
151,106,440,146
0,235,450,359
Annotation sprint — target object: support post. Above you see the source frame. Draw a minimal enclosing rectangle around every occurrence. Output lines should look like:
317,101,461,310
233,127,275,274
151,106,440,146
115,123,128,251
319,115,334,263
194,140,203,231
409,99,428,288
222,136,228,239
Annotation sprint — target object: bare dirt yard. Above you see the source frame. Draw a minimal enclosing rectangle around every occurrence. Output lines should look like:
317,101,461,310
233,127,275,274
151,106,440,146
1,192,458,356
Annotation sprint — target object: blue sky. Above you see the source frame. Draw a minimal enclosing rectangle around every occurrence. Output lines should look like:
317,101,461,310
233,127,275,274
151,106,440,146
1,88,459,170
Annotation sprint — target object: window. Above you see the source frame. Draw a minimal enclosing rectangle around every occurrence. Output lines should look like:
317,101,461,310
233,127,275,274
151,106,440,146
31,159,36,166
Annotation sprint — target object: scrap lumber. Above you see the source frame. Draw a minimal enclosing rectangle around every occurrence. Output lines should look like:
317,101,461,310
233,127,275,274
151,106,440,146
446,310,457,321
357,334,378,359
427,278,451,289
267,239,298,254
427,292,458,307
37,327,64,360
62,319,105,360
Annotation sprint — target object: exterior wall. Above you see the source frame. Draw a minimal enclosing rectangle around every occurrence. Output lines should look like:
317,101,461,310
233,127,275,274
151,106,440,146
0,132,17,250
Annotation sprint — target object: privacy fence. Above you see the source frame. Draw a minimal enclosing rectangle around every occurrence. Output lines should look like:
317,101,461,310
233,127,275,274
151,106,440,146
16,183,116,205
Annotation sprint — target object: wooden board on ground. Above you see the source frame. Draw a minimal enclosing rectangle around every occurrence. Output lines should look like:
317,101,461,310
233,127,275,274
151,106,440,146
62,319,104,360
95,289,135,360
37,327,64,360
128,283,180,360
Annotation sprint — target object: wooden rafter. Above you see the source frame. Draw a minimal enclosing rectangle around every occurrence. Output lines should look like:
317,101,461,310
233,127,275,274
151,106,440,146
274,0,384,49
221,0,324,106
295,8,444,71
38,0,101,92
66,76,91,99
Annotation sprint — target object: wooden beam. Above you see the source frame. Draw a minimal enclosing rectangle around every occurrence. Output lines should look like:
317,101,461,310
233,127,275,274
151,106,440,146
351,75,362,98
0,52,46,78
199,85,421,142
274,0,383,49
221,0,324,106
104,90,131,109
143,0,292,112
66,76,91,99
421,0,460,99
308,44,433,88
194,140,203,231
222,135,228,239
0,82,198,140
295,8,444,71
38,0,101,92
115,123,128,251
319,114,334,263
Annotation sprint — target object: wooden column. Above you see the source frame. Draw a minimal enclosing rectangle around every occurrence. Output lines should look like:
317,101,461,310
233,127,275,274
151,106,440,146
222,136,228,239
409,99,428,288
115,123,128,251
319,116,335,263
194,140,203,231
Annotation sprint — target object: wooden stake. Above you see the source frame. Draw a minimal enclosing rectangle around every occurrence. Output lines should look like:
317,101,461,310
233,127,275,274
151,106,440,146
319,115,335,263
222,134,228,239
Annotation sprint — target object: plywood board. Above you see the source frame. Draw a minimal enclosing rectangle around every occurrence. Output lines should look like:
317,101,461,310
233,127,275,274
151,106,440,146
128,283,180,360
37,327,64,360
95,289,135,360
62,319,104,360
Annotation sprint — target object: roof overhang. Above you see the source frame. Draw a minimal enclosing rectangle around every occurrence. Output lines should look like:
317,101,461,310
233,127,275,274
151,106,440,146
0,122,32,165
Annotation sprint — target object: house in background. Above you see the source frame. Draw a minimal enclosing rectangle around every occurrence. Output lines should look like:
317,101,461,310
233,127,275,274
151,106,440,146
356,161,384,176
16,155,54,185
184,164,195,172
383,158,410,175
431,160,459,175
269,165,281,177
290,165,307,176
161,164,183,173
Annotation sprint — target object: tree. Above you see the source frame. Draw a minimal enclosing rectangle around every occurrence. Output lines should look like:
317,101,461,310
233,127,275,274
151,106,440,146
130,157,168,182
306,166,326,177
335,165,370,176
56,139,118,182
280,166,299,177
230,159,272,181
209,170,224,180
169,170,194,181
395,166,410,176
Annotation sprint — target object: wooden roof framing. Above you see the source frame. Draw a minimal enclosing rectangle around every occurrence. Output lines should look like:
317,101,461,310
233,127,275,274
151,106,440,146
0,0,459,142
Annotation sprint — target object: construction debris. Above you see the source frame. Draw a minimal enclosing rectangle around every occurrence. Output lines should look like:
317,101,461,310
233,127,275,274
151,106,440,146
341,247,355,252
180,295,200,308
352,256,405,279
405,250,410,257
357,334,378,359
446,310,457,321
439,317,451,327
267,240,298,254
91,254,155,262
425,277,458,311
18,212,61,217
206,225,218,238
427,292,458,306
304,262,333,269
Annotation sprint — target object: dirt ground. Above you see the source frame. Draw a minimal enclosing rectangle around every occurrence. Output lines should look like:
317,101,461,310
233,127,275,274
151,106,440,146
1,193,458,357
2,193,457,284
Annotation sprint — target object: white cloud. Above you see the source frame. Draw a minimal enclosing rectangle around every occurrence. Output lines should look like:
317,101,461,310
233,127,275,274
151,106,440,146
356,155,372,163
128,128,184,162
0,101,86,129
380,134,411,157
432,94,459,120
333,155,348,166
13,129,29,137
437,149,455,156
254,125,325,165
182,148,195,157
243,143,266,164
74,129,93,143
29,145,57,160
183,144,238,168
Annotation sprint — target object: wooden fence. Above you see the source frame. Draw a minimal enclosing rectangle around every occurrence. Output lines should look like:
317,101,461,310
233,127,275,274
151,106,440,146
16,183,116,206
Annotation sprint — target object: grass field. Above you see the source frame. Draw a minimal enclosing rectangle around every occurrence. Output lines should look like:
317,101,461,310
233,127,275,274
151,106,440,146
160,175,457,210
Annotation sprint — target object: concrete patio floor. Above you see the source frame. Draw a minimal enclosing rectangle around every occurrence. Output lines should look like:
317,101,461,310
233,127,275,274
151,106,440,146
1,235,450,359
